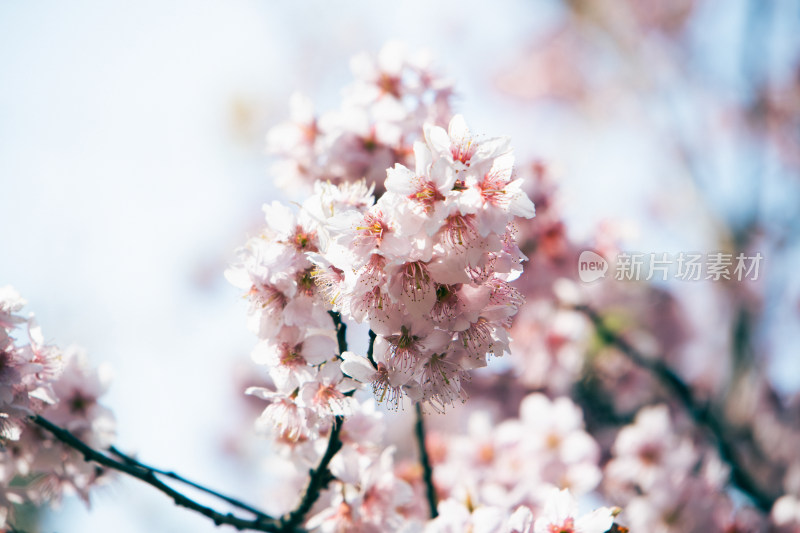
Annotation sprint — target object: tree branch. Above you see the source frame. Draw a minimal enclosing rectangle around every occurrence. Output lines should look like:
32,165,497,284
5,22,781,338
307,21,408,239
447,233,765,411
366,329,377,369
107,445,271,520
328,311,348,357
574,304,776,512
6,523,29,533
414,403,438,518
26,314,360,532
268,311,353,531
278,416,344,532
30,415,283,532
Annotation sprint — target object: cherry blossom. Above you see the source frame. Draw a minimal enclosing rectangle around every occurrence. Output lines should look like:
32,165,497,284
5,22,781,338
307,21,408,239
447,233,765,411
0,288,115,526
533,488,614,533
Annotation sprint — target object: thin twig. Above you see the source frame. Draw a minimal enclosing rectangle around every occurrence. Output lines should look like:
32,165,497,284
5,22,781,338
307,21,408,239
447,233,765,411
414,403,438,518
269,312,353,531
366,330,377,369
278,416,344,532
27,313,358,533
328,311,348,357
575,304,775,512
31,415,282,532
107,445,271,519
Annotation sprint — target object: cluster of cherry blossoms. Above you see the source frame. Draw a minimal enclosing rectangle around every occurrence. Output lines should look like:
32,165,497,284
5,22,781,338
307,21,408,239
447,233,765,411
427,393,614,532
427,487,614,533
266,41,453,193
603,405,766,531
6,26,797,531
228,109,534,436
432,394,602,507
0,286,114,527
218,41,653,533
303,400,428,531
223,43,640,532
234,34,800,532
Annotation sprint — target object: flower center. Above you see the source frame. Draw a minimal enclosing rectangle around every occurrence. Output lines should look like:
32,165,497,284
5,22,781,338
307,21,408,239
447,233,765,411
548,518,575,533
377,73,401,98
451,139,475,165
279,343,306,367
69,393,93,415
356,212,388,245
248,284,287,314
296,268,317,297
293,229,316,252
410,180,445,213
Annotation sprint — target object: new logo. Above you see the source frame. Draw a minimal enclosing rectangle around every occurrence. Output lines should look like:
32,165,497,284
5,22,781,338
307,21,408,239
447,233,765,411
578,250,608,283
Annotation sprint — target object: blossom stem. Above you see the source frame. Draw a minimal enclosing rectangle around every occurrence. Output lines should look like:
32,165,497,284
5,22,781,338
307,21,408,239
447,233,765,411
367,329,377,369
574,304,775,512
414,402,438,518
26,316,364,531
328,310,348,358
30,415,283,532
107,445,271,519
278,416,344,532
271,311,353,531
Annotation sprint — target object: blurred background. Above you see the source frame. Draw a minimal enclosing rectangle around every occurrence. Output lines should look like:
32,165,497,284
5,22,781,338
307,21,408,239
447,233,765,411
1,0,798,531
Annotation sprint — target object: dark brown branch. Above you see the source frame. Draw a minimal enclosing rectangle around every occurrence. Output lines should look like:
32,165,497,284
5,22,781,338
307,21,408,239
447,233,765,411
31,415,282,532
278,416,344,532
414,403,438,518
575,304,775,512
107,445,271,520
328,311,348,357
27,314,358,532
366,330,377,369
268,311,353,531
